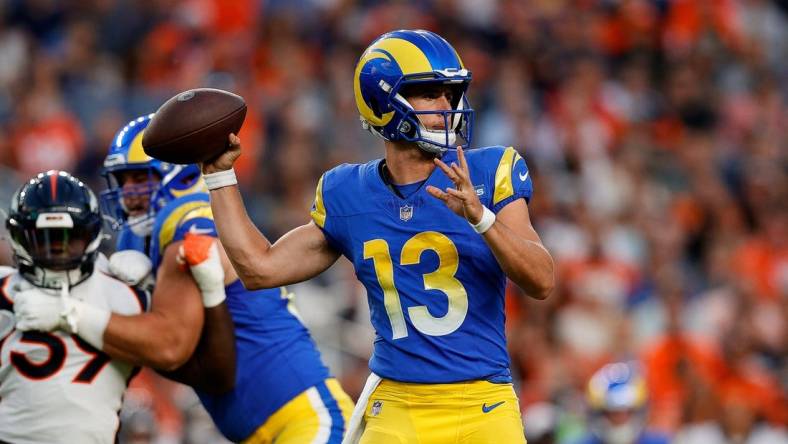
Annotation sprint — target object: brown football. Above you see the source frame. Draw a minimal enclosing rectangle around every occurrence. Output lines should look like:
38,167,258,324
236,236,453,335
142,88,246,164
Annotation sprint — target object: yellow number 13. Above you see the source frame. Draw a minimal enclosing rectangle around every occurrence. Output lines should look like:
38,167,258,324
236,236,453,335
363,231,469,339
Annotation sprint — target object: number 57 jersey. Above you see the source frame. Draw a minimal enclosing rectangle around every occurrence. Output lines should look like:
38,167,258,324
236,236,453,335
312,146,533,384
0,272,146,444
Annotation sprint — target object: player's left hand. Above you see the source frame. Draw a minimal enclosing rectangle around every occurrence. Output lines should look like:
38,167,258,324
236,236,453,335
177,233,227,308
426,146,485,224
14,287,66,332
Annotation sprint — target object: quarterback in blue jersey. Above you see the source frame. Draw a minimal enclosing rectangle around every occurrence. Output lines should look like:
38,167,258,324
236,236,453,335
203,29,555,443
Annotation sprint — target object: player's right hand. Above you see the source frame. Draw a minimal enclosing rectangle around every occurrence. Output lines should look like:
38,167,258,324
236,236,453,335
109,250,155,292
14,281,111,348
14,287,67,332
201,133,242,175
177,233,227,308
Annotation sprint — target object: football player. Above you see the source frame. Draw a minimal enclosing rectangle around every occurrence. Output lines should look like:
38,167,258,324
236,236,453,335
18,114,354,443
1,171,146,443
574,362,669,444
16,138,236,397
201,29,555,443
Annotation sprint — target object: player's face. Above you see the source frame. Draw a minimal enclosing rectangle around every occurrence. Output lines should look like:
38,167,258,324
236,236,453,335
403,83,455,130
117,170,161,217
27,228,88,270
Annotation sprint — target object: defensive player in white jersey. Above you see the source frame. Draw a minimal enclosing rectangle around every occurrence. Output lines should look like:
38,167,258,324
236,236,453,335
0,170,148,444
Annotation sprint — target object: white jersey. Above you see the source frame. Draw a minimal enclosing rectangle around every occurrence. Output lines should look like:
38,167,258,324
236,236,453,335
0,271,147,444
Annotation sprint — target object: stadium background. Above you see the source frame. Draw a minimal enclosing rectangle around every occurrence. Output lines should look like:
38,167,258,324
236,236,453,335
0,0,786,443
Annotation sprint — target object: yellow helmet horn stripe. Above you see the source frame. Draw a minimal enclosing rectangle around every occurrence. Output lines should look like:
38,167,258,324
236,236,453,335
354,37,433,127
354,51,394,127
376,38,432,75
127,130,152,163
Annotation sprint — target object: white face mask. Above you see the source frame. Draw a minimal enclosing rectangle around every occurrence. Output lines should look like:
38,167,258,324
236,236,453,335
127,214,155,237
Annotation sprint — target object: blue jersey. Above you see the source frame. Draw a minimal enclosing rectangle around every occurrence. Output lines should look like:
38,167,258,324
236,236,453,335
311,146,532,383
573,431,670,444
116,226,146,252
147,193,331,441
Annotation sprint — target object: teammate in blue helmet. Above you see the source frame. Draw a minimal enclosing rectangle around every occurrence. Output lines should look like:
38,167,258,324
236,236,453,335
203,29,555,443
101,113,204,246
75,114,353,442
574,362,669,444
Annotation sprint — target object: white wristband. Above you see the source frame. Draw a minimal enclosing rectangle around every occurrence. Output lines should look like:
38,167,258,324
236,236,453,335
201,288,227,308
203,169,238,191
62,300,111,350
470,206,496,234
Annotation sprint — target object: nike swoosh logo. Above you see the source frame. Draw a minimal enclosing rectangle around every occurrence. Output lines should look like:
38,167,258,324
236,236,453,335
482,401,505,413
188,225,214,236
519,171,529,182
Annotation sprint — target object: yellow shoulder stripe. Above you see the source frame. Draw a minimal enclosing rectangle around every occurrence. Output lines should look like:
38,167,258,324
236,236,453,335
310,175,327,228
181,205,213,224
493,147,518,205
158,201,211,253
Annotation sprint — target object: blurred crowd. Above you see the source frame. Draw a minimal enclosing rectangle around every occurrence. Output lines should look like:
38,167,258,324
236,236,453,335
0,0,786,443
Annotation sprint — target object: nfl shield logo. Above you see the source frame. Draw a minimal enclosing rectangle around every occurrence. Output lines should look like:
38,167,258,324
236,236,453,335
371,400,383,416
399,204,413,221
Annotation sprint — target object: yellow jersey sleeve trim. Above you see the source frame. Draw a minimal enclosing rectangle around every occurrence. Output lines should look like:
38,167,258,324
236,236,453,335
310,174,327,228
158,201,211,254
493,147,517,205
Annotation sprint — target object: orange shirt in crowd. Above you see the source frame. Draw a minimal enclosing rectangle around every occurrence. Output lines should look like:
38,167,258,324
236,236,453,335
641,334,727,431
731,238,788,302
11,112,84,176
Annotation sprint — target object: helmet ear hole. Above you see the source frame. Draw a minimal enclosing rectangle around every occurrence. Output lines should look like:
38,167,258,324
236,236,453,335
397,120,413,136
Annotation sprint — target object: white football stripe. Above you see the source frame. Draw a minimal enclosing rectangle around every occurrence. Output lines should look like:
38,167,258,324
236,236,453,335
306,387,332,443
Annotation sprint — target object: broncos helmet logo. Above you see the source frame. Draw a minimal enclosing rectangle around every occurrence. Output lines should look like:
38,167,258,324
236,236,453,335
354,29,474,155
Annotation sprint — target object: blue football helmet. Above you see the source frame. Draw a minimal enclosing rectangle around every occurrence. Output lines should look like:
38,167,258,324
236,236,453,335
101,114,205,237
354,29,474,155
587,362,648,444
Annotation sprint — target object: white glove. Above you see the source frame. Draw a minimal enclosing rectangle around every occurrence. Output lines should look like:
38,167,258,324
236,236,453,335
109,250,155,292
177,233,226,308
14,283,110,349
14,287,65,332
